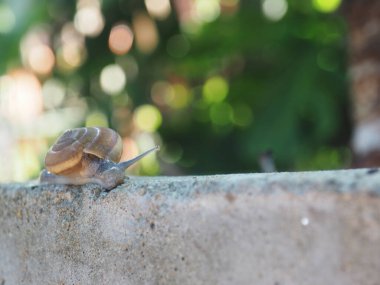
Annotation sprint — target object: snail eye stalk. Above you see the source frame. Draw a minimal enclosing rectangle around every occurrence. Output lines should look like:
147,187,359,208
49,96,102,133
118,145,160,171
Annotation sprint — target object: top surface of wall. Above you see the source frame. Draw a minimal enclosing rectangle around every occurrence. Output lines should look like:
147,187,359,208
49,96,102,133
1,169,380,285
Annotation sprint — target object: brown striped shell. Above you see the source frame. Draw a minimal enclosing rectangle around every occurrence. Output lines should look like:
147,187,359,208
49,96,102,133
45,127,123,176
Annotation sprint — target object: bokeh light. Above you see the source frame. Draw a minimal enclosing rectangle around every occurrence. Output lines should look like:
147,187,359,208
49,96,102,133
132,12,159,54
144,0,171,20
61,22,84,46
134,104,162,132
109,24,134,55
134,132,160,174
151,81,174,106
194,0,221,24
14,140,43,181
120,137,139,163
42,79,66,109
165,83,192,109
0,70,42,123
38,106,87,137
74,2,105,37
57,22,87,71
203,76,229,103
85,111,109,127
20,27,53,73
0,4,16,34
27,44,55,75
161,142,183,164
210,102,233,126
100,64,127,95
140,151,160,174
135,131,157,151
151,81,192,109
220,0,240,15
261,0,288,21
312,0,341,13
57,42,87,71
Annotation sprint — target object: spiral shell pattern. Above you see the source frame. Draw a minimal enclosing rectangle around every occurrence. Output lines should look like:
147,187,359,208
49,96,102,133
45,127,123,175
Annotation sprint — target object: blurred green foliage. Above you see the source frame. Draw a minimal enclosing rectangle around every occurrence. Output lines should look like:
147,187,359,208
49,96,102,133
0,0,350,176
163,1,350,173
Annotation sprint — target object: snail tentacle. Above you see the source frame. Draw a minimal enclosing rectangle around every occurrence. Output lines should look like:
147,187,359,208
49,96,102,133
117,145,160,171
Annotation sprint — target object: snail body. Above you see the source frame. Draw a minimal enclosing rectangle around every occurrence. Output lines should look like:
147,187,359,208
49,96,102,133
40,127,159,190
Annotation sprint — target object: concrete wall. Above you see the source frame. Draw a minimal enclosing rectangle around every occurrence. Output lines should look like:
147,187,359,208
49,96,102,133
1,169,380,285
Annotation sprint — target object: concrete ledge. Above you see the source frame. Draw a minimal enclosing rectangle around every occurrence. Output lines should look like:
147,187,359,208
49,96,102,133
1,169,380,285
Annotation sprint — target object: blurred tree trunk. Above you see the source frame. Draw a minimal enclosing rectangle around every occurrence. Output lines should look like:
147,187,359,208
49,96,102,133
343,0,380,167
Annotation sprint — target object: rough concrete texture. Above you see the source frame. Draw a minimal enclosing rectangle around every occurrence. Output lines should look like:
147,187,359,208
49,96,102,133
1,169,380,285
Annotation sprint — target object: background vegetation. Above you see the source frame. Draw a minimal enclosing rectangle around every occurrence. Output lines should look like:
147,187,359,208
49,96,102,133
0,0,349,181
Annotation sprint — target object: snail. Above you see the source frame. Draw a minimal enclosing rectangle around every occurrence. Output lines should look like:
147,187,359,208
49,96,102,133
40,127,159,190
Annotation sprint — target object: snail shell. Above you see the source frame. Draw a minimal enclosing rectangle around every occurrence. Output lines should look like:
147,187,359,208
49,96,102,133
40,127,159,189
45,127,123,177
